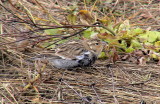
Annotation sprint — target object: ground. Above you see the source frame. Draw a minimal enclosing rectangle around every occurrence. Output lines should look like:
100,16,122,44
0,60,160,103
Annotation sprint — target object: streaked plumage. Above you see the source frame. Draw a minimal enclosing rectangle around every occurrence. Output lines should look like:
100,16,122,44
40,39,106,69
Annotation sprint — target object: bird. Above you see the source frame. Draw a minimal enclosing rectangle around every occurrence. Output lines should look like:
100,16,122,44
37,38,107,69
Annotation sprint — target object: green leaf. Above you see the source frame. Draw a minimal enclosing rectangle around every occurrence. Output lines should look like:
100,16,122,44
138,34,148,42
98,52,107,58
154,41,160,51
45,29,63,35
83,28,97,38
131,28,145,36
131,39,142,48
143,42,153,46
155,41,160,47
139,31,160,43
148,31,159,42
121,40,127,48
125,46,134,53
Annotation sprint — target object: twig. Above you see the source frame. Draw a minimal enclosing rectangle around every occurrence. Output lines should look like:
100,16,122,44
44,22,101,48
60,79,91,103
0,4,35,27
90,83,102,103
109,67,119,104
100,25,116,36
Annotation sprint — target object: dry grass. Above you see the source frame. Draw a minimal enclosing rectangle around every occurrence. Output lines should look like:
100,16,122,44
0,0,160,104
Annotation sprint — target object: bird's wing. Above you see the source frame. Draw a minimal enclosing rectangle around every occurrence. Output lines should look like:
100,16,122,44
55,41,88,60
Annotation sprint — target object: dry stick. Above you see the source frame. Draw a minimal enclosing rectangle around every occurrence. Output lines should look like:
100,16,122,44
0,35,40,46
0,23,114,47
0,30,69,38
100,24,116,36
1,8,116,45
44,22,102,48
1,5,116,47
1,3,116,38
0,19,22,33
1,17,116,38
52,70,67,101
109,67,119,104
0,22,116,49
1,4,42,36
44,28,90,48
44,22,116,48
2,18,101,29
0,34,65,50
0,91,15,104
115,65,147,103
4,19,101,28
61,79,91,103
0,24,100,48
0,34,62,49
91,84,102,103
34,0,62,26
1,19,97,36
23,10,39,28
0,4,36,27
0,18,100,35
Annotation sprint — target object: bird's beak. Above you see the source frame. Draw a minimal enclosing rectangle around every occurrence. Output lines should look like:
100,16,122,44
102,41,108,46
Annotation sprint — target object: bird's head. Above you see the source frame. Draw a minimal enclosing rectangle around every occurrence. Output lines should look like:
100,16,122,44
84,39,107,56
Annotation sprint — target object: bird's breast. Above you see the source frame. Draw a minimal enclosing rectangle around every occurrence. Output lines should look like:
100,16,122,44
49,51,97,69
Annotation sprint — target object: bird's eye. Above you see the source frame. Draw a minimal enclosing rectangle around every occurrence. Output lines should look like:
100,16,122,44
95,43,99,45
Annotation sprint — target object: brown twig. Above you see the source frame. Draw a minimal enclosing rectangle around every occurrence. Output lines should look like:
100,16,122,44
60,79,91,103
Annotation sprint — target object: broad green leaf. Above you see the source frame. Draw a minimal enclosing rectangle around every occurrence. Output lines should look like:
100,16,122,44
143,42,153,46
83,28,96,38
155,41,160,47
131,39,142,48
148,31,159,42
126,46,134,53
139,31,160,43
131,28,145,36
155,41,160,51
158,33,160,40
138,34,148,42
151,54,158,59
45,29,63,35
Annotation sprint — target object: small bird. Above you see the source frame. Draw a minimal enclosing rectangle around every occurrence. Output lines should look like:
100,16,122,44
39,38,106,69
49,38,106,69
